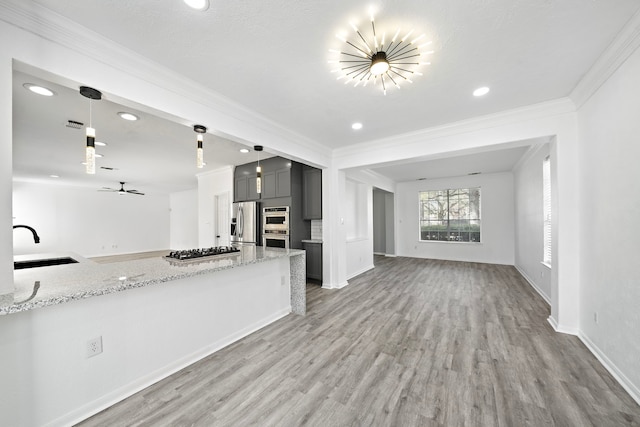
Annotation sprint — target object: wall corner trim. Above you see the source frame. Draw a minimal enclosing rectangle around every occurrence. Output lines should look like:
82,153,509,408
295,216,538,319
547,316,579,336
578,332,640,407
570,8,640,108
322,280,349,290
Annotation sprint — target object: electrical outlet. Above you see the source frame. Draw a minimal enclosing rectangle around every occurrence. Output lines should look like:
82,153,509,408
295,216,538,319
594,312,598,324
87,336,103,358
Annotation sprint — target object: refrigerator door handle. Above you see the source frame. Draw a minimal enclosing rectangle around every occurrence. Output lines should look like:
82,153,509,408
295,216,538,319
238,206,244,236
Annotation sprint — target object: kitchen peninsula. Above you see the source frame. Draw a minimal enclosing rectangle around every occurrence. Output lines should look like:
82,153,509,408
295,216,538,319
0,246,305,427
3,246,306,316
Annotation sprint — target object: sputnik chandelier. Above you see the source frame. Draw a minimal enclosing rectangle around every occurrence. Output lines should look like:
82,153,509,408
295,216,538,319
329,9,434,95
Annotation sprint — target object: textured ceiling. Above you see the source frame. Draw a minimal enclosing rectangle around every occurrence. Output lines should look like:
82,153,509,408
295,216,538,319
29,0,640,150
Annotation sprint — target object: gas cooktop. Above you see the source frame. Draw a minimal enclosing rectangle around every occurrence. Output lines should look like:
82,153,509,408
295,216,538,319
165,246,240,261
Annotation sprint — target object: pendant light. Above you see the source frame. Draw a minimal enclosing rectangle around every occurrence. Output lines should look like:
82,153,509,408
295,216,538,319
194,125,207,168
79,86,102,174
254,145,263,194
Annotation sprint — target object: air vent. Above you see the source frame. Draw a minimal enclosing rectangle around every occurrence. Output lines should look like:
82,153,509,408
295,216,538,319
66,120,84,129
468,172,481,175
417,177,427,181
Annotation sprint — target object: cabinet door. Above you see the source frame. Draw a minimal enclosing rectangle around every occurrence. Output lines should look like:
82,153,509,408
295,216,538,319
262,171,276,199
234,176,248,202
304,242,322,281
303,168,322,219
247,175,259,200
275,168,291,198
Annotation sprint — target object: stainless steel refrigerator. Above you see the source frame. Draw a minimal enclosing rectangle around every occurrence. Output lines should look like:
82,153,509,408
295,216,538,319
231,201,258,246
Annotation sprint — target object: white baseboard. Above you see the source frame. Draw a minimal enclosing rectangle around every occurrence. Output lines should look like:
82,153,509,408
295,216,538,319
515,265,551,305
55,308,291,427
384,253,397,257
347,264,375,281
322,280,349,290
578,332,640,407
547,316,579,336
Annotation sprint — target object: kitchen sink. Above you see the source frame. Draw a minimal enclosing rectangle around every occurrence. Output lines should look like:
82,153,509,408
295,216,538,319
14,257,78,270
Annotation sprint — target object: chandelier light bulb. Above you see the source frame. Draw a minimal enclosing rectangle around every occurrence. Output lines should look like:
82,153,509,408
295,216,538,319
196,134,204,168
86,127,96,175
193,125,207,169
370,52,390,75
184,0,209,11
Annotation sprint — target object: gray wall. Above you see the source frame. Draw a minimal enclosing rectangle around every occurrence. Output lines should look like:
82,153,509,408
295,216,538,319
373,188,395,255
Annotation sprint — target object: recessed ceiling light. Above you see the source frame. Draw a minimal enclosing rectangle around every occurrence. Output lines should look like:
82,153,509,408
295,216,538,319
473,87,490,97
239,148,250,154
23,83,55,96
183,0,209,10
352,122,363,130
49,174,60,178
118,112,139,121
95,141,107,147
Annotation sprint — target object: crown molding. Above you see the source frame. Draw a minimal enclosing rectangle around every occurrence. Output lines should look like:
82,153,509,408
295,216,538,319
0,0,331,164
333,97,576,163
570,9,640,108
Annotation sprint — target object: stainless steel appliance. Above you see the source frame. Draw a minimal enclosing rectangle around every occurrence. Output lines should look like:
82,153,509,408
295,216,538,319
231,201,258,246
262,206,290,249
262,206,289,231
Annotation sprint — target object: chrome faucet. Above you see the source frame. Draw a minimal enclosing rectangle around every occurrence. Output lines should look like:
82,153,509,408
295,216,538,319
13,225,40,244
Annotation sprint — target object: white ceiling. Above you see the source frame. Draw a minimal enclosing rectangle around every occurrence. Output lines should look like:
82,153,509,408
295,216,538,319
369,145,532,182
12,0,640,187
13,70,271,194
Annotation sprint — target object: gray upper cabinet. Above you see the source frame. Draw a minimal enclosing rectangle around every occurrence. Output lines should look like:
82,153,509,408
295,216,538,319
235,157,294,202
234,176,248,202
262,171,277,199
303,167,322,219
234,174,259,202
275,168,291,198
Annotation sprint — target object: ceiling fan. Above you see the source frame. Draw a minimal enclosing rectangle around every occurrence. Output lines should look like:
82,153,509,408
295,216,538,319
99,181,145,196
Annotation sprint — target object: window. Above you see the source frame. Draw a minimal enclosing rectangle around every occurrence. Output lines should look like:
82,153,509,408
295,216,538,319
419,187,481,242
543,156,552,265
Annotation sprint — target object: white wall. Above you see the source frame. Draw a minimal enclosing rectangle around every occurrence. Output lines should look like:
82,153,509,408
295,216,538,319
396,172,515,265
513,144,552,303
576,43,640,401
197,166,233,248
344,178,374,279
12,181,169,257
0,257,291,427
169,189,198,250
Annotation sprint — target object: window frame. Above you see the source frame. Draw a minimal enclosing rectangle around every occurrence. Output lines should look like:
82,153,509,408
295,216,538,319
542,156,552,266
418,187,482,244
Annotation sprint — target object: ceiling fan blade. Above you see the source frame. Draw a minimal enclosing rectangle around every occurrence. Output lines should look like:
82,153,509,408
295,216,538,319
126,190,145,195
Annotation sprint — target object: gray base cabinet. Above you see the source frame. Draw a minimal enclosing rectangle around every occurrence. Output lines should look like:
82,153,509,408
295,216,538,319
303,242,322,281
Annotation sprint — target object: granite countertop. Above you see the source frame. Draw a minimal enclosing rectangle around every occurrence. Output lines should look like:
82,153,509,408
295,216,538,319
2,247,304,316
301,239,323,244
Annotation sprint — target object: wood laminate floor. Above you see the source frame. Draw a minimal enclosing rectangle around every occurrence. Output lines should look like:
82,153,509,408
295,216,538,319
77,256,640,426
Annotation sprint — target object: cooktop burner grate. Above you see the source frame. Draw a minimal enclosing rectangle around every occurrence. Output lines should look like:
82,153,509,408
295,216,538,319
166,246,240,261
